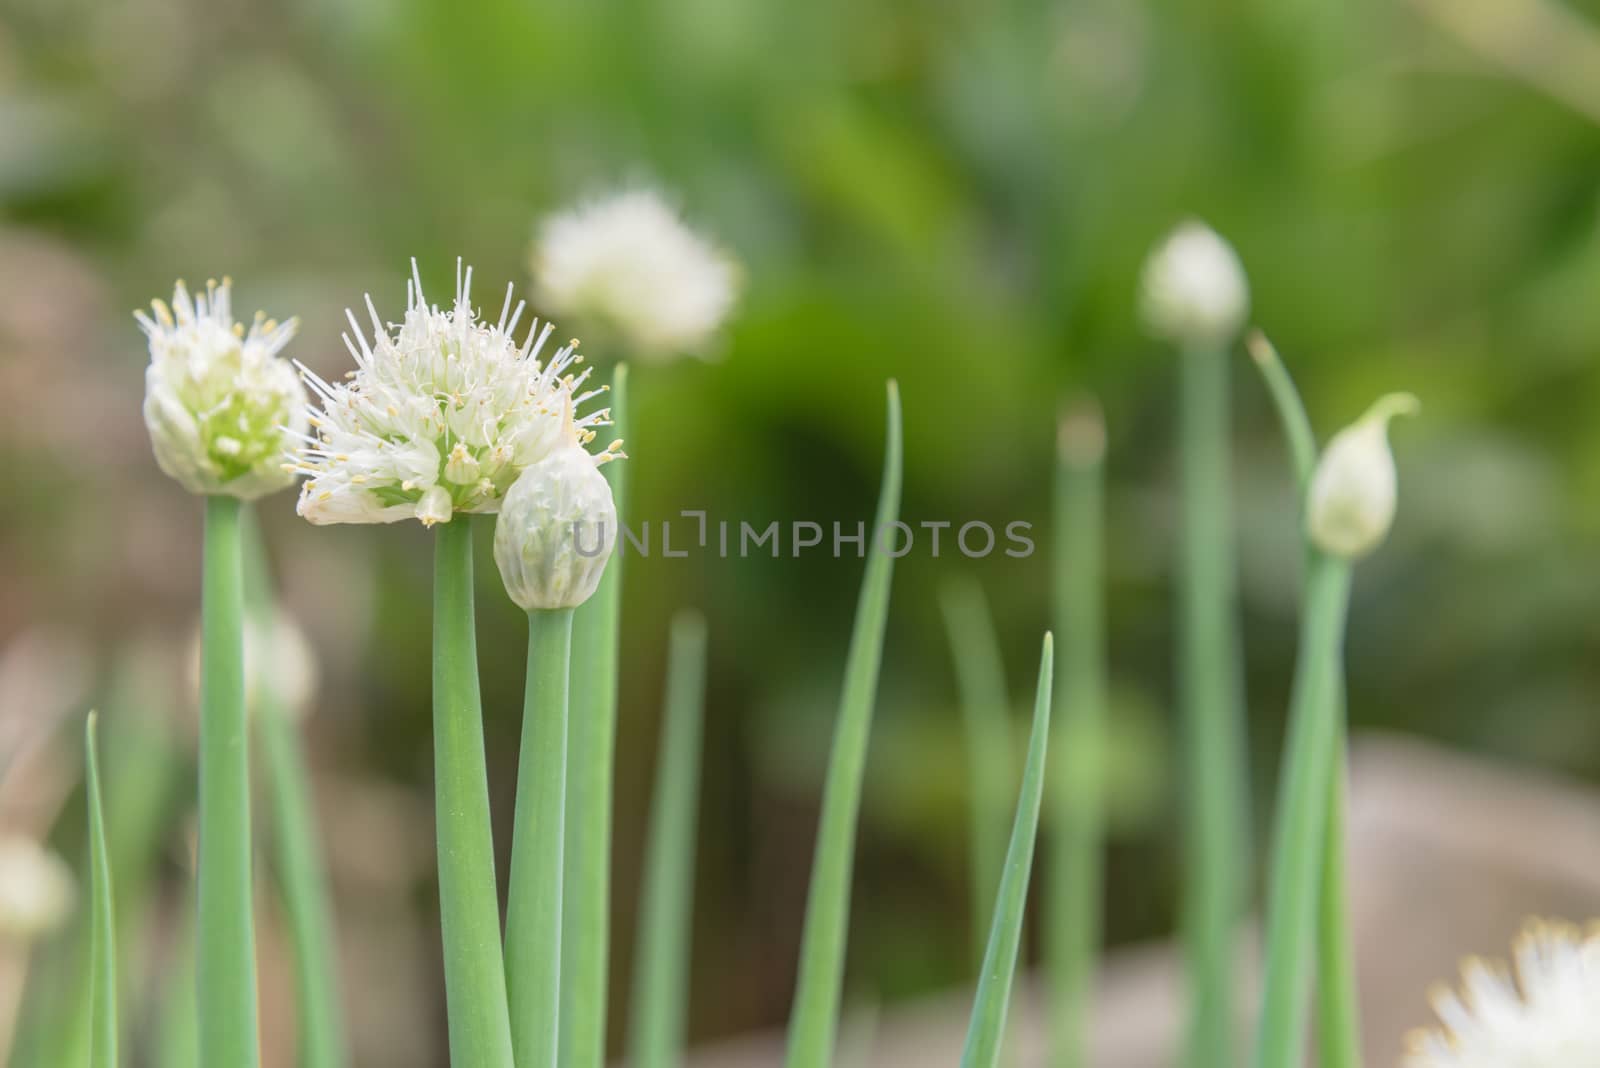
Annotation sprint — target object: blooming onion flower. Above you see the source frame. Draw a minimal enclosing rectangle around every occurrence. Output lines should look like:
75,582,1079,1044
138,278,307,499
1139,220,1250,348
290,260,620,526
1405,921,1600,1068
531,189,738,359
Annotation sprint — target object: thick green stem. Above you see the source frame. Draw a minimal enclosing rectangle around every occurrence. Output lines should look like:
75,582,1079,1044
86,712,116,1068
1177,344,1250,1068
938,577,1013,967
1047,409,1106,1068
1247,332,1364,1068
629,611,709,1068
1316,707,1361,1068
961,636,1054,1068
784,382,902,1068
242,512,347,1068
198,494,259,1067
563,363,628,1068
1251,553,1352,1068
432,519,515,1068
506,607,575,1068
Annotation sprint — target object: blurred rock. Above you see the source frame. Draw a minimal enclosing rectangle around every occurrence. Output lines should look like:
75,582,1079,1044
689,732,1600,1067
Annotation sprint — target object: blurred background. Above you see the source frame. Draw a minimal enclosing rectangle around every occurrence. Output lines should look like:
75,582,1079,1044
4,0,1600,1063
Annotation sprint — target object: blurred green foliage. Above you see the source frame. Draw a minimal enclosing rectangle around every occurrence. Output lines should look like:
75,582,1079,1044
5,0,1600,1057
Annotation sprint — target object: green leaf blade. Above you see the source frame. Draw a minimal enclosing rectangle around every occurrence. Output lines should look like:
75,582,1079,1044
86,711,117,1068
783,380,902,1068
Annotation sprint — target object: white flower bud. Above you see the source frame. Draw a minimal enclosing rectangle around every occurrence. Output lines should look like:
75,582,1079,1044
1139,220,1250,347
1306,393,1419,559
415,484,454,527
0,835,74,939
494,445,618,611
137,278,308,499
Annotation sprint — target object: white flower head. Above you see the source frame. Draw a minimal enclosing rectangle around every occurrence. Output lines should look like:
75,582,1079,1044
0,835,74,940
1139,220,1250,347
1307,392,1419,559
138,278,308,499
1405,921,1600,1068
291,260,621,527
493,444,618,611
532,189,739,359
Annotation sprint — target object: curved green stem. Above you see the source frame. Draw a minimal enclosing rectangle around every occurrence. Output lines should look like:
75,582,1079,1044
1178,344,1250,1068
962,635,1054,1068
86,712,116,1068
563,363,628,1068
783,381,902,1068
1251,552,1352,1068
629,610,709,1068
432,519,515,1068
506,607,575,1068
198,494,259,1067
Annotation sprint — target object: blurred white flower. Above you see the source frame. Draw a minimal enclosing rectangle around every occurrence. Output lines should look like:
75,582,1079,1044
494,444,618,612
291,260,619,527
186,611,320,721
532,189,738,359
1139,221,1249,347
1406,921,1600,1068
1306,393,1419,559
137,278,307,499
0,835,74,939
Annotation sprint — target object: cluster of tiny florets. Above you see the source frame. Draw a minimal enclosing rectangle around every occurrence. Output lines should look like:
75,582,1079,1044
289,260,621,527
1405,921,1600,1068
532,189,738,359
138,278,307,499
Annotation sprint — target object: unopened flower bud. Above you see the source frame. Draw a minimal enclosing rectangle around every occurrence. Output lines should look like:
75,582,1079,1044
1140,221,1250,347
415,484,453,527
0,835,74,939
494,446,618,611
1306,393,1419,559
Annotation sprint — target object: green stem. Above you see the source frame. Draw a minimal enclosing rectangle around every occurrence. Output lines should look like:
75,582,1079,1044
563,363,629,1068
86,712,116,1068
1047,406,1106,1068
1177,344,1249,1068
198,494,259,1067
1246,333,1363,1068
783,381,902,1068
242,513,347,1068
1316,693,1361,1068
1251,552,1351,1068
432,519,515,1068
961,636,1054,1068
938,577,1013,967
506,607,575,1068
629,610,709,1068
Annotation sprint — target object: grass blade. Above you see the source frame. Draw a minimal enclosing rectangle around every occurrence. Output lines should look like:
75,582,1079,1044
85,712,116,1068
506,607,575,1068
198,494,259,1067
1176,343,1250,1068
937,576,1012,966
432,519,516,1067
961,635,1055,1068
1047,402,1108,1068
783,380,903,1068
563,362,629,1068
241,512,347,1068
628,610,709,1068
